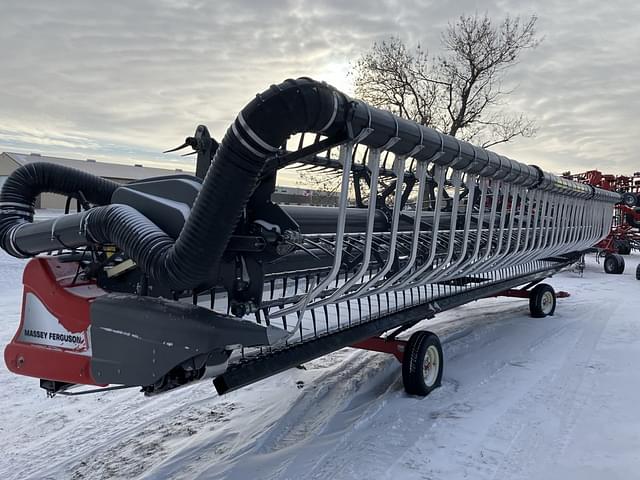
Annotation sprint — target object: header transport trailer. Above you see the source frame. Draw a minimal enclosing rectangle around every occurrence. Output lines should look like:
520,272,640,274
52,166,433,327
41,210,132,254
0,78,621,398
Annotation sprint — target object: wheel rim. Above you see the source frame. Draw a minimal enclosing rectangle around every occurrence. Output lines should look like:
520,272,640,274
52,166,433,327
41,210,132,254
423,345,440,387
541,291,554,314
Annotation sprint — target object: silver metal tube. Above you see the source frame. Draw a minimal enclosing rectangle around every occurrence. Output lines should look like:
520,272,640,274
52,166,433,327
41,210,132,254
395,164,448,289
418,169,466,283
309,148,382,307
262,94,618,325
275,141,358,318
379,160,429,291
341,154,407,300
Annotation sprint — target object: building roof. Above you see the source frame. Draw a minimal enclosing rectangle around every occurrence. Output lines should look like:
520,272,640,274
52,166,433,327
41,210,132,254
274,186,312,195
2,151,193,181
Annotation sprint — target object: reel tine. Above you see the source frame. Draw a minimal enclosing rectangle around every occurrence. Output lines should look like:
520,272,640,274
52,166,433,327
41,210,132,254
292,242,321,260
163,141,191,154
304,238,336,257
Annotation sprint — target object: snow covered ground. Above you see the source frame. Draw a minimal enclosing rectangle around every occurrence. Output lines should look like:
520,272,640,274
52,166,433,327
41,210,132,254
1,251,639,480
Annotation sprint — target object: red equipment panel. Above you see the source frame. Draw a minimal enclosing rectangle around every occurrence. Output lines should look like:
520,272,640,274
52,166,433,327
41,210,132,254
3,257,105,385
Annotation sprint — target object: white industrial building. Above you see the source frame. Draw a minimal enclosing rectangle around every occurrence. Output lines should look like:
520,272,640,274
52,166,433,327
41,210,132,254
0,151,338,209
0,152,191,210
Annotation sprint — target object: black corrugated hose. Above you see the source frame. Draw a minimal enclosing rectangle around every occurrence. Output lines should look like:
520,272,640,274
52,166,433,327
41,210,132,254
0,162,119,256
0,79,350,291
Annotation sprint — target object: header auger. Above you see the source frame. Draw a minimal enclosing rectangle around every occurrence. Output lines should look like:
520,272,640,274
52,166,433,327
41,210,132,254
1,78,621,397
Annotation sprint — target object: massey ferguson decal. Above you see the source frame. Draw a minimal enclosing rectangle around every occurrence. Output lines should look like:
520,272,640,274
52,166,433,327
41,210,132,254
23,329,84,345
17,292,90,354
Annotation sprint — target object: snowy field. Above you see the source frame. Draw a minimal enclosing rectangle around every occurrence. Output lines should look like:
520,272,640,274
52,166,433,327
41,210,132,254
1,251,639,480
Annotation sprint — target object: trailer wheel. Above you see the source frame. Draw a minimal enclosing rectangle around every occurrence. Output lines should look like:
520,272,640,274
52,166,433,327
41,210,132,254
636,264,640,281
529,283,556,318
604,253,625,274
402,331,443,396
616,240,632,255
621,192,637,207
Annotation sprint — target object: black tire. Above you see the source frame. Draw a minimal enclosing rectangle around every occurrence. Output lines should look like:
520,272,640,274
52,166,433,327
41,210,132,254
402,331,443,396
604,253,625,274
621,192,637,207
529,283,556,318
616,240,631,255
627,212,640,229
636,264,640,281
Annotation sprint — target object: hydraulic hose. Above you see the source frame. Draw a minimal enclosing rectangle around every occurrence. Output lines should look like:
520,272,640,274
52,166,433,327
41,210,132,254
0,79,351,290
155,78,350,289
0,162,119,257
0,78,623,291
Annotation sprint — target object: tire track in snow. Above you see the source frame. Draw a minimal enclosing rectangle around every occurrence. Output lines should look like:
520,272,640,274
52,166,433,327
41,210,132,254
190,350,400,479
203,305,544,479
63,402,238,480
254,352,393,453
386,302,610,480
297,309,580,479
14,392,234,480
490,302,614,479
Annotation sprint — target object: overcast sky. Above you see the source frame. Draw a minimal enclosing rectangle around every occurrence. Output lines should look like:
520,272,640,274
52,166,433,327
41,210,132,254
1,0,638,183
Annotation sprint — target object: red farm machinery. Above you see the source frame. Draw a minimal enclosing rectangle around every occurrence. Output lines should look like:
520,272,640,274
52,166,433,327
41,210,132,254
563,169,640,278
0,78,625,399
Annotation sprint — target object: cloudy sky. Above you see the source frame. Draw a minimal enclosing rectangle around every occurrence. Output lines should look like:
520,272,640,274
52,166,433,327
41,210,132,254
1,0,638,182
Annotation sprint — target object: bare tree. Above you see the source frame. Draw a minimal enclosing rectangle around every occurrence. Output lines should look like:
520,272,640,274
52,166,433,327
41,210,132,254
352,13,540,148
